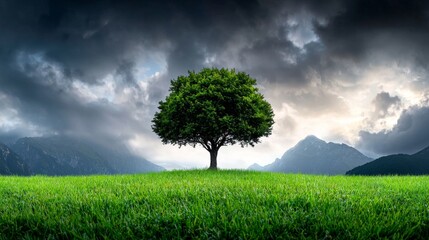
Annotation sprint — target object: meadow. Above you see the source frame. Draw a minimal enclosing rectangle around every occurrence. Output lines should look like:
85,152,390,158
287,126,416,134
0,170,428,239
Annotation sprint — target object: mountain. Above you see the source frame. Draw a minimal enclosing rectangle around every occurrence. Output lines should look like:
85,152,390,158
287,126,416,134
254,135,373,175
0,142,29,175
247,163,265,171
11,136,164,175
347,146,429,175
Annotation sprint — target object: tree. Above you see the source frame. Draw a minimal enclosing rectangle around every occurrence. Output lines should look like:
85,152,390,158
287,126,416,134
152,68,274,170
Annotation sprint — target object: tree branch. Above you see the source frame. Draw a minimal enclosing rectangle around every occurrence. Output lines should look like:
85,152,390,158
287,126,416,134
198,139,211,151
216,134,228,149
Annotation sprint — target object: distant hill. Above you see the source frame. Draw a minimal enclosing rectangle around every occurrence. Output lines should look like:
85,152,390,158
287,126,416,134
250,135,373,175
247,163,265,171
11,136,164,175
0,142,29,175
347,146,429,175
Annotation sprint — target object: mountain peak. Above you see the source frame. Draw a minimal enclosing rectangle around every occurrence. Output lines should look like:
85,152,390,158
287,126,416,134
296,135,326,147
302,135,324,143
247,163,265,171
264,135,372,175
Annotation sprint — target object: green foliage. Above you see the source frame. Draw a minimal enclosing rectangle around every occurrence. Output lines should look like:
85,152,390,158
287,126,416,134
152,68,274,151
0,171,429,239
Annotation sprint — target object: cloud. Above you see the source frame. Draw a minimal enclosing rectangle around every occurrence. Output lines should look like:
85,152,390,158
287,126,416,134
316,0,429,64
0,0,329,137
358,106,429,155
281,87,349,117
0,1,299,158
372,91,401,119
1,0,429,168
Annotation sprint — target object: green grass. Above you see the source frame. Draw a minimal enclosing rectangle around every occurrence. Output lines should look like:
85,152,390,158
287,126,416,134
0,170,428,239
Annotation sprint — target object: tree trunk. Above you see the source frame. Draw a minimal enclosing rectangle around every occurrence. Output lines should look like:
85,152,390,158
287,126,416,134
209,149,218,170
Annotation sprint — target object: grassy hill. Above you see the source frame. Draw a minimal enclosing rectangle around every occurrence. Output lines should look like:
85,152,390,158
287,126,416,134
0,170,428,239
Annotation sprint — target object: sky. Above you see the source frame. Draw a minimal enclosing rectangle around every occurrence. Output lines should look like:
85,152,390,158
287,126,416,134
1,0,429,169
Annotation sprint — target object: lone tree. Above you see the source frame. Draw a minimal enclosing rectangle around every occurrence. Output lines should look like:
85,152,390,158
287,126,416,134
152,68,274,170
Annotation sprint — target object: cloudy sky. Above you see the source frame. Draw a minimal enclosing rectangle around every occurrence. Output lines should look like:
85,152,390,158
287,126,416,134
2,0,429,169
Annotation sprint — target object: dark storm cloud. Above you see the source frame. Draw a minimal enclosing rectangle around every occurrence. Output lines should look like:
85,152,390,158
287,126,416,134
313,0,429,155
372,92,401,119
358,106,429,155
115,60,140,90
0,60,142,142
1,0,286,84
0,0,298,144
362,91,402,133
316,0,429,64
1,0,429,153
1,0,129,83
239,37,302,83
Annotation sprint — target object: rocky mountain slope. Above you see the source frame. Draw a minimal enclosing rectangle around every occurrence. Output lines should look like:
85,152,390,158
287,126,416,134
250,135,373,175
11,136,164,175
0,142,29,175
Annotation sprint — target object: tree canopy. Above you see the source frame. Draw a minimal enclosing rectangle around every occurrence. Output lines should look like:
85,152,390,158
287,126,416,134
152,68,274,169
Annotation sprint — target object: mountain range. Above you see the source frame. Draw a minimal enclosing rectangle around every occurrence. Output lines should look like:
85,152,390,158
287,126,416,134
3,134,429,176
0,136,164,176
0,142,29,175
346,146,429,175
249,135,373,175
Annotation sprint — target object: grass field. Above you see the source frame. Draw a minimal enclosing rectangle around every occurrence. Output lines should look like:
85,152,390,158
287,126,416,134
0,170,428,239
